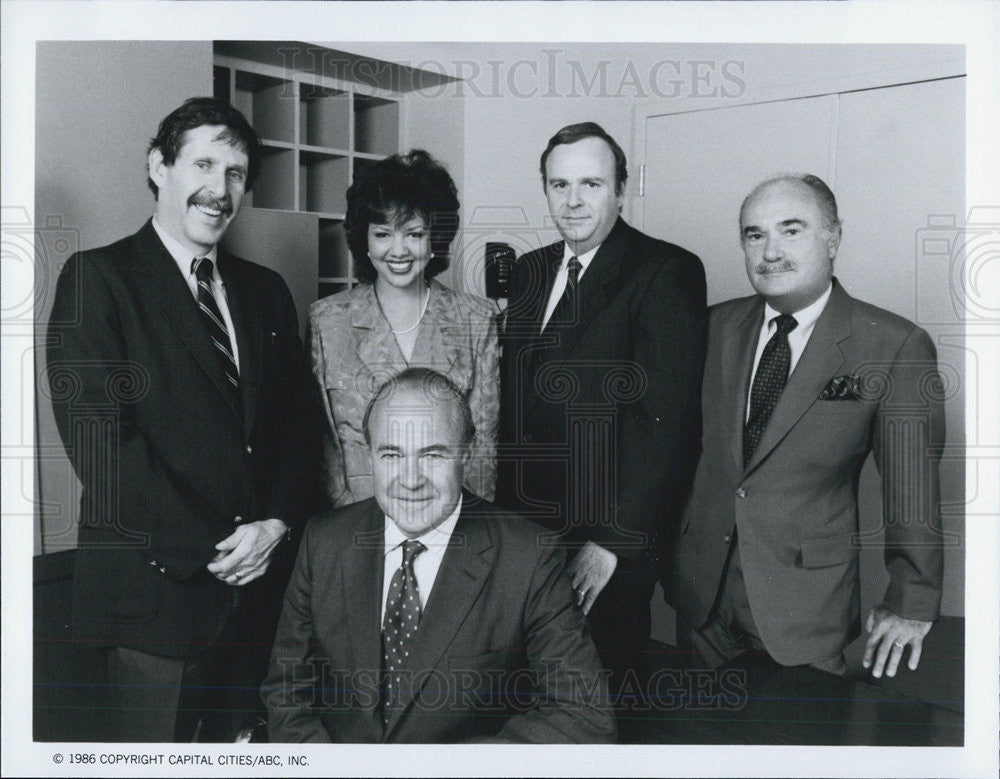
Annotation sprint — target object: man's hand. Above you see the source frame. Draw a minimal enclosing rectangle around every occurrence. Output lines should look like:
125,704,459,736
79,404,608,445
862,604,933,678
207,518,287,586
567,541,617,615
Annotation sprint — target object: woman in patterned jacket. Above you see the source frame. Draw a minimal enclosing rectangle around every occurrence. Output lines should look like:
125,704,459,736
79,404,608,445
308,149,499,506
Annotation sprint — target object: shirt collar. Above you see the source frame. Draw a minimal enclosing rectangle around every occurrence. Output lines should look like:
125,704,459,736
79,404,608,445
152,217,218,277
762,281,833,332
383,495,463,561
559,242,600,272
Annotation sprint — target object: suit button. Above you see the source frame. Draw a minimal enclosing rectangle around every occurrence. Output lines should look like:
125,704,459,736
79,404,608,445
523,434,533,443
245,445,253,455
736,487,747,499
723,534,732,544
158,565,166,574
234,515,243,524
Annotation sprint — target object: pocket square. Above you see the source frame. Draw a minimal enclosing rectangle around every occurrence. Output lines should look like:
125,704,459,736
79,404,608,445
819,374,862,400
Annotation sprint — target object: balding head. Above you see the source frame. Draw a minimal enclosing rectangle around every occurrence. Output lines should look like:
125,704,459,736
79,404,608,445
739,174,841,313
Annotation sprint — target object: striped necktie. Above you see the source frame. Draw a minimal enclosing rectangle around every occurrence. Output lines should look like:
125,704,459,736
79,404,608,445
192,257,240,407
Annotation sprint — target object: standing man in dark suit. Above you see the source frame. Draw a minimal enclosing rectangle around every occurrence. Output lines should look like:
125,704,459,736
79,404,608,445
263,368,615,743
665,175,944,677
497,122,707,701
46,97,317,741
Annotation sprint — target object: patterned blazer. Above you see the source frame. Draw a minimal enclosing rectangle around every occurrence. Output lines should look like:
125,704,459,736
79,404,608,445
308,279,499,506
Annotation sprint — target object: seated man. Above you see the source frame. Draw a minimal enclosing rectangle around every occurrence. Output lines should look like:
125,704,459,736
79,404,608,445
262,367,615,743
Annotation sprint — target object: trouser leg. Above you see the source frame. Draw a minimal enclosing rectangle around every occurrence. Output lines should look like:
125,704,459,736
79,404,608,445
586,560,655,708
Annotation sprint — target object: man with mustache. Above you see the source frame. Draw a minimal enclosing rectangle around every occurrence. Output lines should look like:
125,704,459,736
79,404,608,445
664,175,945,678
46,97,318,741
497,122,707,705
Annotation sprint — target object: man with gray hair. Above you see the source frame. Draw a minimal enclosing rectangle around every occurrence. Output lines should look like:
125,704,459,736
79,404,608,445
664,174,945,677
263,367,614,742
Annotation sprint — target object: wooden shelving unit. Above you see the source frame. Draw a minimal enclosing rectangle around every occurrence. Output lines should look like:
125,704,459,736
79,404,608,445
213,54,402,299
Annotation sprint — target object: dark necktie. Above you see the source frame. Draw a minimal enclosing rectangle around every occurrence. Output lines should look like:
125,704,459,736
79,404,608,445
192,257,240,405
547,255,581,328
382,539,426,724
743,314,798,467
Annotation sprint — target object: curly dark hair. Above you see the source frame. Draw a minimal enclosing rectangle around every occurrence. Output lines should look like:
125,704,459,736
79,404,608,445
147,97,261,197
345,149,460,283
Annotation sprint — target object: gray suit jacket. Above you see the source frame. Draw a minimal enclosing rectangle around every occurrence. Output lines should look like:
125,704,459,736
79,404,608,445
665,281,945,665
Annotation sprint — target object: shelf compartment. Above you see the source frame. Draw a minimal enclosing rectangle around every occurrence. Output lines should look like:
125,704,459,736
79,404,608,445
300,85,351,149
318,219,352,278
250,147,296,210
300,150,349,214
354,95,399,155
234,70,296,144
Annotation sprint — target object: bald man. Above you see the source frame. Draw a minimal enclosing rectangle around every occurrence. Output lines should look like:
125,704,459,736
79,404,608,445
664,175,944,678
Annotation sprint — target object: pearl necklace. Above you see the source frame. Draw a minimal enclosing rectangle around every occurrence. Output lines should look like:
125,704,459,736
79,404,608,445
386,284,430,335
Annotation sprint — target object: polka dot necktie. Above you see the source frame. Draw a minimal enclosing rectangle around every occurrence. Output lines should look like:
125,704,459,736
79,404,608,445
192,257,241,411
743,314,798,468
382,539,426,724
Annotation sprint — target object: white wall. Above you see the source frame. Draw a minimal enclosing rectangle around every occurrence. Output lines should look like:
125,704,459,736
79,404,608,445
348,42,962,296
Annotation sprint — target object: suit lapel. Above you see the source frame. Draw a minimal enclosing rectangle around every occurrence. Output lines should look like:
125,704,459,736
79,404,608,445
351,284,408,378
744,282,852,474
544,218,627,361
409,281,461,372
524,220,628,416
131,221,242,422
519,245,561,411
530,244,563,339
383,500,494,737
218,251,261,438
340,501,386,734
724,298,765,475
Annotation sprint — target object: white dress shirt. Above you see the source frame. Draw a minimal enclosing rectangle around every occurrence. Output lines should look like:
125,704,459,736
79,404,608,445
381,496,462,619
539,243,601,331
153,217,241,371
746,282,832,422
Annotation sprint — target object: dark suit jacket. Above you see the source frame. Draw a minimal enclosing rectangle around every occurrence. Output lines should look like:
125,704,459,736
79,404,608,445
497,218,707,561
46,220,319,657
665,281,945,665
262,495,616,743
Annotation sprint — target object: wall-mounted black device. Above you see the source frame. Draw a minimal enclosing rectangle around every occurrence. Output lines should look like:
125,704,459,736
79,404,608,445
485,241,515,299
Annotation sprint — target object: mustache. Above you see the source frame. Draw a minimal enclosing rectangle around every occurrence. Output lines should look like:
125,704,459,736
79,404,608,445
754,261,794,274
189,193,233,215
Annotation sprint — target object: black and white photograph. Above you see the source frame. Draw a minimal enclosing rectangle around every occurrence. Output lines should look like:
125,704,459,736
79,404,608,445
3,1,998,776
